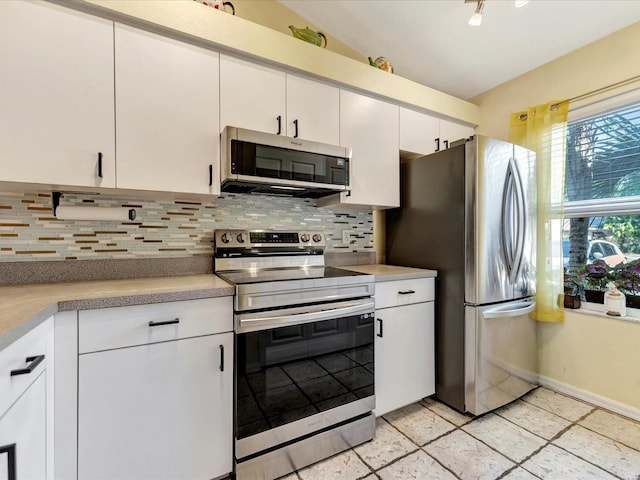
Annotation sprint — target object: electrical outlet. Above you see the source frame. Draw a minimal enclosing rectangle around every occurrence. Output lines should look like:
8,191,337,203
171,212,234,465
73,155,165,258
342,230,351,244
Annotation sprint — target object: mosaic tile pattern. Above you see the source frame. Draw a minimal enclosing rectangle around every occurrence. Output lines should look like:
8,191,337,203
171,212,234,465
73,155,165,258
268,387,640,480
0,191,373,261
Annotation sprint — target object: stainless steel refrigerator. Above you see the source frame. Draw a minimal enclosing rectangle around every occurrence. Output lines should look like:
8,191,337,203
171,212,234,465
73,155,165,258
386,135,538,415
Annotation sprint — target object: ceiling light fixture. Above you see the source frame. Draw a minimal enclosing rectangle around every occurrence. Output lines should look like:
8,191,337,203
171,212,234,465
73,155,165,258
465,0,485,26
515,0,529,7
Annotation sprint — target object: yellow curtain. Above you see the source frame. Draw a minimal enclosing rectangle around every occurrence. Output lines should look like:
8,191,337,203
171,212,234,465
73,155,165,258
509,101,569,322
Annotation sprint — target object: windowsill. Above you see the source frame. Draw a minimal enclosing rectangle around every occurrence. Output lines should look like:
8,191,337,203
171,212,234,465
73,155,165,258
571,301,640,324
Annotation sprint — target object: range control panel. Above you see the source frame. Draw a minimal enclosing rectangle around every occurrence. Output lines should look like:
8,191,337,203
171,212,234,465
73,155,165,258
214,229,326,248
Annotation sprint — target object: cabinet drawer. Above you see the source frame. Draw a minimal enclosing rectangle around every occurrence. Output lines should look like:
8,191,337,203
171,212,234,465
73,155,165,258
0,318,52,418
375,278,435,309
79,297,232,354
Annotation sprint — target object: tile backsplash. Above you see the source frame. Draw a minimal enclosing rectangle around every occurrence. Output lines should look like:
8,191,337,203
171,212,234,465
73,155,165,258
0,191,373,262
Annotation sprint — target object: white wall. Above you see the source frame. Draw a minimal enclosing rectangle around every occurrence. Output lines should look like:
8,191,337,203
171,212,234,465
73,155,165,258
471,22,640,412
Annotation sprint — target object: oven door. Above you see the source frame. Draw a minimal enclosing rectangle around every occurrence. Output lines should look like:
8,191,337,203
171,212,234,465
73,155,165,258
235,298,375,460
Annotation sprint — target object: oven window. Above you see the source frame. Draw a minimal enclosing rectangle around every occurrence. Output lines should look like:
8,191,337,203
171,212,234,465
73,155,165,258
235,314,374,440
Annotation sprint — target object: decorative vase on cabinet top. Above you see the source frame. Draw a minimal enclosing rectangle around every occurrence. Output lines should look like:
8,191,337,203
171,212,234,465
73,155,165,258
368,56,394,73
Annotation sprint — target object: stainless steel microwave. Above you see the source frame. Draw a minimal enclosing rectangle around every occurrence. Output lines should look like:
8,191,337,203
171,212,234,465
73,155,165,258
220,126,351,198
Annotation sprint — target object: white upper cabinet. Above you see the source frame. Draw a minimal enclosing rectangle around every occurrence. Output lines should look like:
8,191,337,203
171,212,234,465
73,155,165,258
220,55,340,145
399,107,440,156
0,1,115,188
115,25,220,195
286,74,340,145
220,54,286,135
439,119,474,149
400,107,475,156
337,90,400,209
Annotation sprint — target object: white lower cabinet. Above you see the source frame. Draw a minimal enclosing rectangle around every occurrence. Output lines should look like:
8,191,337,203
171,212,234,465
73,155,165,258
0,318,53,480
0,373,46,480
75,297,234,480
374,278,435,416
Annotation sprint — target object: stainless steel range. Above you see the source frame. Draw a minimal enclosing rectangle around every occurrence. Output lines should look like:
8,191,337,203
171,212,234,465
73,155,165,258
213,229,376,480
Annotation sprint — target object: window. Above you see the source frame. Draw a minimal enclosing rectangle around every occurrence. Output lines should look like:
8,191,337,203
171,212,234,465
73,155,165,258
564,96,640,298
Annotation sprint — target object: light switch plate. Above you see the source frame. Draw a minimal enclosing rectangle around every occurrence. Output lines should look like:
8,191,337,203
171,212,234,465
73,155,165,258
342,230,350,244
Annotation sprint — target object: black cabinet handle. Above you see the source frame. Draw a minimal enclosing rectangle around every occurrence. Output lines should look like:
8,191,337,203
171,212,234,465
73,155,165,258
209,164,213,186
435,138,440,152
398,290,416,295
377,318,383,338
444,140,449,149
98,152,103,178
276,115,282,135
10,355,45,376
0,444,16,480
219,345,224,372
148,318,180,327
293,119,299,138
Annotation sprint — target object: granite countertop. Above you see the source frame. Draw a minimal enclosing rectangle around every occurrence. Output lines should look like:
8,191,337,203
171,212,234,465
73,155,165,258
340,264,437,282
0,274,234,352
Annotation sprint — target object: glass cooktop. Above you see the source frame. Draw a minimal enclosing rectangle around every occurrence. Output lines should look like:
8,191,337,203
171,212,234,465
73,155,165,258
216,266,367,286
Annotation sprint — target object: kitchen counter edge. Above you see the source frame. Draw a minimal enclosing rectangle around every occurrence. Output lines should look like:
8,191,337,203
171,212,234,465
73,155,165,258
340,264,437,282
0,274,234,353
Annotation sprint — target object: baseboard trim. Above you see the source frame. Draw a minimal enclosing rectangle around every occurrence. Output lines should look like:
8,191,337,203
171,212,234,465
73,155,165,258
537,374,640,422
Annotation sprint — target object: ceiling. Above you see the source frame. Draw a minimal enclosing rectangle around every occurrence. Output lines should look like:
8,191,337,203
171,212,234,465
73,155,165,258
278,0,640,100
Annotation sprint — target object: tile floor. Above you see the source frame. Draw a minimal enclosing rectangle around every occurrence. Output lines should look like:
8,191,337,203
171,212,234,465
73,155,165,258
278,387,640,480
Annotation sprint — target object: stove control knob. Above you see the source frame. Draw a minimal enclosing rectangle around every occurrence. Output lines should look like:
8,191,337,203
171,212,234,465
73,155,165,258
300,233,310,243
220,233,230,244
312,234,322,243
236,233,245,244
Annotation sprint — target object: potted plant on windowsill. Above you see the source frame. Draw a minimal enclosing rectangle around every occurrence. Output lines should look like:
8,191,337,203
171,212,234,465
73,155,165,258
612,258,640,308
563,269,583,309
569,259,613,304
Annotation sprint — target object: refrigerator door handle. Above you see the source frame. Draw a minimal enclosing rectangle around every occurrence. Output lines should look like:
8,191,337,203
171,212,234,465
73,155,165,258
511,157,527,281
501,158,528,284
483,301,535,318
501,165,516,280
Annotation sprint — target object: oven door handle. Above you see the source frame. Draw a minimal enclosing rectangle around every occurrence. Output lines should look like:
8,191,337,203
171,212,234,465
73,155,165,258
236,298,375,333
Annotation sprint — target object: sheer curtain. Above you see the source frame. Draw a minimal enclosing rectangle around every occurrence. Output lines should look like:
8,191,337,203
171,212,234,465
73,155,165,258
509,101,569,322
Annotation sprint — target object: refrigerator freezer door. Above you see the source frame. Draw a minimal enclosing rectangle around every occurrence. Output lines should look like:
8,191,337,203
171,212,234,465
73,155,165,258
464,300,538,415
465,137,536,304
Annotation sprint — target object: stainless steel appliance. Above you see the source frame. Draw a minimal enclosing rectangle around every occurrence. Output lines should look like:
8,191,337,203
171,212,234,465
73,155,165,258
213,229,375,480
221,126,351,198
386,135,538,415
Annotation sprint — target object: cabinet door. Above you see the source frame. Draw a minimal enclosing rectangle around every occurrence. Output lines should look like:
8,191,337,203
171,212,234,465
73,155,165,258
220,54,286,135
339,90,400,209
439,119,474,149
286,74,340,145
78,332,233,480
115,25,220,195
0,373,47,480
0,1,115,188
374,302,435,416
399,107,439,156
